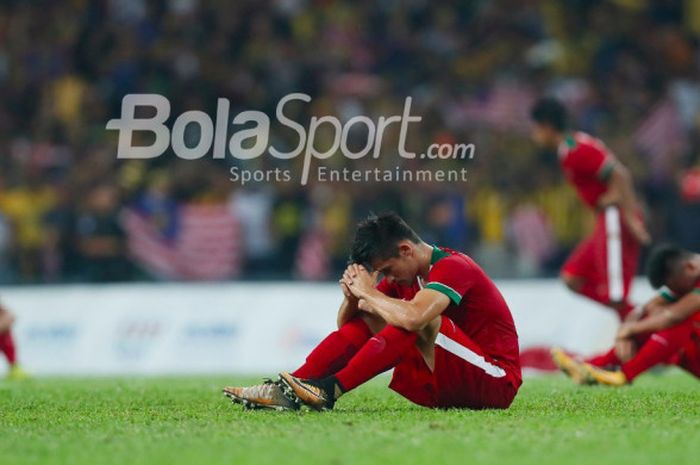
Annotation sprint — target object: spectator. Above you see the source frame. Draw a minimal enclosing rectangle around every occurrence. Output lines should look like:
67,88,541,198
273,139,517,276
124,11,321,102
0,1,698,282
75,184,130,282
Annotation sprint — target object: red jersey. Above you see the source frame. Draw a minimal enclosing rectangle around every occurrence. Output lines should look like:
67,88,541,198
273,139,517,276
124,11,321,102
376,246,521,380
558,131,616,209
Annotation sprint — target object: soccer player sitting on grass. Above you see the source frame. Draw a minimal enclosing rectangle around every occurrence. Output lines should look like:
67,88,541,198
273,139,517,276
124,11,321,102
224,212,522,410
552,244,700,386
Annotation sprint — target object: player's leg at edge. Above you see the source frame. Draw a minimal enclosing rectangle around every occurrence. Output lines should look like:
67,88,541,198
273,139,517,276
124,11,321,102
0,306,28,381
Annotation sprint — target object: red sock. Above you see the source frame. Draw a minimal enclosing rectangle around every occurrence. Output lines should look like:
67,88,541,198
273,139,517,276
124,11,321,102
585,348,620,367
292,317,373,379
334,325,417,392
0,330,17,365
622,323,692,381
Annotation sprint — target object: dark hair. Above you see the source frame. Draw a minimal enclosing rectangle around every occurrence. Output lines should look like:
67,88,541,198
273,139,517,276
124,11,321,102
646,244,692,289
349,211,421,268
531,97,568,132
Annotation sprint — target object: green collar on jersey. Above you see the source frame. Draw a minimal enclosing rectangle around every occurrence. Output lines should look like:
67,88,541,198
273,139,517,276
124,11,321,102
564,134,576,149
430,245,449,265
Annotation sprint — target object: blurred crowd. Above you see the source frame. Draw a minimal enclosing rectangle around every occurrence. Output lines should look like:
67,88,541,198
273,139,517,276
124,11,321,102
1,0,700,283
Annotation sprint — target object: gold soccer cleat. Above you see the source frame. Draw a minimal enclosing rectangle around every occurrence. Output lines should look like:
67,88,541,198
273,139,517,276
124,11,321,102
277,372,335,411
7,364,30,381
550,347,592,385
584,365,629,387
223,379,299,411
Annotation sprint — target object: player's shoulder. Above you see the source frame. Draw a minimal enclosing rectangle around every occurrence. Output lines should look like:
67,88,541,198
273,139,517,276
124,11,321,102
559,132,615,176
570,131,610,154
573,131,601,144
425,246,478,304
429,246,476,274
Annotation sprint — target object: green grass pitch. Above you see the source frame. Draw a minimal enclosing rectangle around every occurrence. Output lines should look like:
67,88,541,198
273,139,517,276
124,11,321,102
1,373,699,465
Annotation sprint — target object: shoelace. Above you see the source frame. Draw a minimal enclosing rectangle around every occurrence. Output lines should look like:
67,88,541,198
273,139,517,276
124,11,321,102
247,379,278,398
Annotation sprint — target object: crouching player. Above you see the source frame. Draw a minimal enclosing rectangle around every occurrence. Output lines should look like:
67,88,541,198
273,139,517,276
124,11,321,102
552,244,700,386
1,301,27,380
224,212,522,410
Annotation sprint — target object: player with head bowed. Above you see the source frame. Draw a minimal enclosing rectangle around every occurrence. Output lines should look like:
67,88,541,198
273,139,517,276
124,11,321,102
223,212,522,410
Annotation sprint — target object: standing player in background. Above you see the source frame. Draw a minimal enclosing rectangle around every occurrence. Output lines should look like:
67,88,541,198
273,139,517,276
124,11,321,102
0,302,27,380
530,98,651,324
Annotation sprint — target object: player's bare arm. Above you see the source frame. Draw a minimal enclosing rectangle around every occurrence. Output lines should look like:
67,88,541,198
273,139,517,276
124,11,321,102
342,264,450,332
623,294,668,324
337,277,361,328
640,294,671,317
599,162,650,245
617,291,700,339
